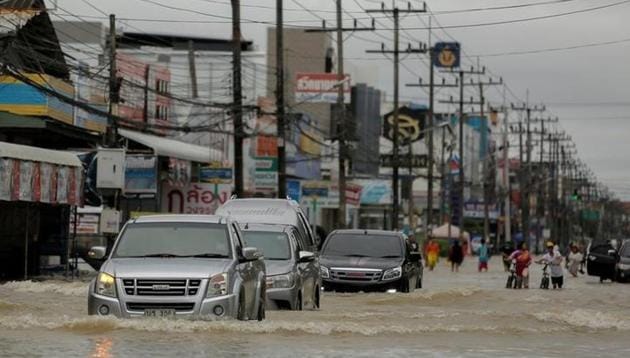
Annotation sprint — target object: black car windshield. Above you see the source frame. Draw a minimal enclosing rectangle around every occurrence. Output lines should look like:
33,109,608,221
322,234,403,258
242,231,291,260
113,222,231,258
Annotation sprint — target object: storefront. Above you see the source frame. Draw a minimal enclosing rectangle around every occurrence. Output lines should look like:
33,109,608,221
0,141,83,279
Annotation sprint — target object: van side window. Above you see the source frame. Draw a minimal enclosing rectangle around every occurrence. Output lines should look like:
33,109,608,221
296,212,315,247
292,228,308,252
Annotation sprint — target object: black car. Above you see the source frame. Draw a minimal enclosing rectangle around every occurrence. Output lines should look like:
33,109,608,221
615,240,630,282
587,241,617,282
319,230,423,293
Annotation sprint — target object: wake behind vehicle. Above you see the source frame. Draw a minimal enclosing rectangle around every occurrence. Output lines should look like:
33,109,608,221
241,223,320,310
87,215,266,320
320,230,423,293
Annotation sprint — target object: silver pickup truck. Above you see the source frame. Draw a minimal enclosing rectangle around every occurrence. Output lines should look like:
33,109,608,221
87,215,266,320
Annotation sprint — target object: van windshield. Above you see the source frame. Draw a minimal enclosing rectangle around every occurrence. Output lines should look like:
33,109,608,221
242,231,291,260
113,222,231,258
322,234,403,258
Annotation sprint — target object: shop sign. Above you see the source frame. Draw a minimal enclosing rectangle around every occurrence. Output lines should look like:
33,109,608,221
295,73,351,103
162,182,230,215
124,155,158,194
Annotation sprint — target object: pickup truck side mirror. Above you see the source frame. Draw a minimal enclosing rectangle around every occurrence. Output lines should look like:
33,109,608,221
88,246,107,260
298,251,315,263
242,247,263,262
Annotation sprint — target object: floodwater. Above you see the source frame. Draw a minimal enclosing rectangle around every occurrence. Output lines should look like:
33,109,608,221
1,259,630,357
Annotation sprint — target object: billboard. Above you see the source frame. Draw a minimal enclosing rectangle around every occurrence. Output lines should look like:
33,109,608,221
383,106,427,145
295,73,350,103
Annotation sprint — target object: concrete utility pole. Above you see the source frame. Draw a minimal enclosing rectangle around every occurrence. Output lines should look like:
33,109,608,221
232,0,244,197
107,14,118,147
366,3,426,230
188,40,198,99
306,1,373,226
276,0,286,198
406,72,458,234
511,102,545,248
438,66,486,239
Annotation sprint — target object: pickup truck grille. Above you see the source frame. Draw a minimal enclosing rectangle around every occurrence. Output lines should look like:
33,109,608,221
330,268,382,282
122,279,202,296
126,302,195,312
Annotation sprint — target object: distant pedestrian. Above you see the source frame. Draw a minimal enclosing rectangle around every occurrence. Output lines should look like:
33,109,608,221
501,242,515,272
567,243,584,277
537,241,564,289
509,242,532,288
426,238,440,271
449,240,464,272
478,239,490,272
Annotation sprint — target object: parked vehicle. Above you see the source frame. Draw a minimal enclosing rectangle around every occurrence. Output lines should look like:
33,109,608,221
241,223,321,310
615,240,630,282
319,230,423,293
216,198,319,252
87,215,266,320
586,240,617,283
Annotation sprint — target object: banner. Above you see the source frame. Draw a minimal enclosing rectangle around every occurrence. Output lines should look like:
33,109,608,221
295,73,351,103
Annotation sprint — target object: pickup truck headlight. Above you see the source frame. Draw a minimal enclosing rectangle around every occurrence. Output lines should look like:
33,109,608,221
206,273,228,298
382,267,402,281
320,266,330,279
266,273,294,289
95,272,117,298
618,263,630,270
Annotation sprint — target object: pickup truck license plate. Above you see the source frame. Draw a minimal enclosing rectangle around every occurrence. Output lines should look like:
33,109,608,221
144,309,175,318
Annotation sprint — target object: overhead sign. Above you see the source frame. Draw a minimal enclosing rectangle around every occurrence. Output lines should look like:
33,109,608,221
200,166,233,184
295,73,351,103
124,155,158,194
433,42,461,68
383,107,426,145
380,154,428,168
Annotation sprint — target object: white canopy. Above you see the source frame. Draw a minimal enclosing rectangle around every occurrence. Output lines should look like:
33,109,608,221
119,128,222,163
0,140,82,167
431,224,470,240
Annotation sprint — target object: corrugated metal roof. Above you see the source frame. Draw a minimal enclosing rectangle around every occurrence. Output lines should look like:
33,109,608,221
0,140,82,166
119,128,222,163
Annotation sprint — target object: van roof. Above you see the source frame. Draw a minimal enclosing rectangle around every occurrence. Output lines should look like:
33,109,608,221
132,214,228,224
217,199,302,225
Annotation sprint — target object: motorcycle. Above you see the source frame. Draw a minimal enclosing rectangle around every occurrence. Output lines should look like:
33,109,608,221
540,263,550,290
506,260,517,289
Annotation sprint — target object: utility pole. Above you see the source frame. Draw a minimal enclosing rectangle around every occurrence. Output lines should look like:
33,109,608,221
107,14,118,147
511,102,545,249
406,75,458,233
366,2,427,230
438,66,486,239
307,1,374,227
188,40,198,99
232,0,244,197
276,0,286,198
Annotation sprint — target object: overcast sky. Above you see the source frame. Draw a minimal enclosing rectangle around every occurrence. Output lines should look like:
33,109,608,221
54,0,630,199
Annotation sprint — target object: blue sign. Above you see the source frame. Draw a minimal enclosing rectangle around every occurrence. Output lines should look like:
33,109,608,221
125,155,158,194
302,187,328,198
200,167,233,184
433,42,460,68
286,180,301,202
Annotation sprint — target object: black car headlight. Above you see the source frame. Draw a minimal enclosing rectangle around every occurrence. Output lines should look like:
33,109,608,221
320,266,330,279
382,267,402,281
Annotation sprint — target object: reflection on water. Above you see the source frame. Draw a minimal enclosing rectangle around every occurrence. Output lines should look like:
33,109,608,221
91,338,113,358
1,260,630,357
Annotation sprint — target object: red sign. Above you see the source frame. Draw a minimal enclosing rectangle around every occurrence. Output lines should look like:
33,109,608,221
345,184,363,206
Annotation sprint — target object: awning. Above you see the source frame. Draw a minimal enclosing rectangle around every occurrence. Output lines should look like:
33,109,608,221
0,140,82,167
0,141,83,205
119,128,222,164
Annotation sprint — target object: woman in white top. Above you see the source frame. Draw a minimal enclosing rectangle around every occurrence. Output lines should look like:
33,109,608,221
567,243,584,277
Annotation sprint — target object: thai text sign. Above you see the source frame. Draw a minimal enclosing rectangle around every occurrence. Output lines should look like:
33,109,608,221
161,182,230,215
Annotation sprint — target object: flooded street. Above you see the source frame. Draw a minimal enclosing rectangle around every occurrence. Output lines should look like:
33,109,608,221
2,259,629,357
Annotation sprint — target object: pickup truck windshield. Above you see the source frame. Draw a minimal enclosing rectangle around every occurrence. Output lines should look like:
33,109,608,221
113,222,231,258
322,234,403,258
242,231,291,260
